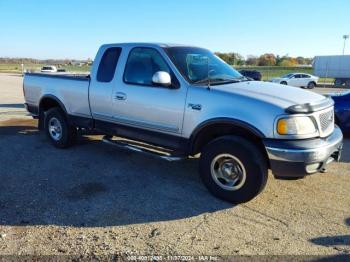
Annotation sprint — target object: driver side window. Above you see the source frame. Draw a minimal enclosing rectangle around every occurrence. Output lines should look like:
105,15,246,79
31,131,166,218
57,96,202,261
124,47,170,86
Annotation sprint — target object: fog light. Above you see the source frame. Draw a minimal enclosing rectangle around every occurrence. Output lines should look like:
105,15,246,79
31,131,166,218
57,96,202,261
306,163,322,173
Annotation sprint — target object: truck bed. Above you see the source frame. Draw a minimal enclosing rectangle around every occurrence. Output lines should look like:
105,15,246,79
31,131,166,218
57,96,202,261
26,72,90,81
23,72,92,120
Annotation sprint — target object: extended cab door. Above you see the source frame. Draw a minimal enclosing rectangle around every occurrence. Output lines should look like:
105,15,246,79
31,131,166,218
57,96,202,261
111,47,187,135
89,47,123,121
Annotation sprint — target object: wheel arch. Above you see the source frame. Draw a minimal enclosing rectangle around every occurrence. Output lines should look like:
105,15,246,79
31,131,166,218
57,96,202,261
38,95,69,129
39,95,68,112
189,118,268,162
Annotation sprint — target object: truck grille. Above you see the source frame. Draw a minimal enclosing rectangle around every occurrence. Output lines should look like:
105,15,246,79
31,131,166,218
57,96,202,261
317,108,334,136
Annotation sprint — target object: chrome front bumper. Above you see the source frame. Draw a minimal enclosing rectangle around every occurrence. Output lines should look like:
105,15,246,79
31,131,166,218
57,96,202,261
264,127,343,177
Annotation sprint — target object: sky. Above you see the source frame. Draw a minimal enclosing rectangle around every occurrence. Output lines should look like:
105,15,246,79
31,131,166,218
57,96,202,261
1,0,350,59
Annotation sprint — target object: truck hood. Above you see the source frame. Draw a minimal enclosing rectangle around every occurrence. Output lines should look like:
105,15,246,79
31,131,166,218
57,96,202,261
212,81,327,111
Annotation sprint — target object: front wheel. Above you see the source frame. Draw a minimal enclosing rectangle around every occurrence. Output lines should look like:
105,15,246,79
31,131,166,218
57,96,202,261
280,81,287,85
199,136,268,204
44,107,77,148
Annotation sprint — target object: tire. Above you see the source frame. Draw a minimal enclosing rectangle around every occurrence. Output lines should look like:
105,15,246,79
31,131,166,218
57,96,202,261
199,136,268,204
44,107,77,148
280,81,287,85
307,81,316,89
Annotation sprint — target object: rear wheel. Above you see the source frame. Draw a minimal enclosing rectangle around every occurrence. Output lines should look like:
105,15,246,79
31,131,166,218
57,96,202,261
307,81,316,89
44,107,77,148
199,136,268,204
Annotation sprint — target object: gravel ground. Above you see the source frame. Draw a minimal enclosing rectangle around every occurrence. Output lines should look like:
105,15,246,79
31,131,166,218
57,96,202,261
0,73,349,259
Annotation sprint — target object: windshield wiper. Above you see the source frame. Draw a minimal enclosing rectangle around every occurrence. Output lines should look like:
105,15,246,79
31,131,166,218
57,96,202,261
193,77,240,85
236,76,250,82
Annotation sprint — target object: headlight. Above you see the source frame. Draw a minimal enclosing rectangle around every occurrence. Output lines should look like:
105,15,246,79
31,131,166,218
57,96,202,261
277,116,317,135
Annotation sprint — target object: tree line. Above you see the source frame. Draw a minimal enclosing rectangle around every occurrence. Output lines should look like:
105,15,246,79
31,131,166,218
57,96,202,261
215,52,313,66
0,54,312,67
0,58,92,65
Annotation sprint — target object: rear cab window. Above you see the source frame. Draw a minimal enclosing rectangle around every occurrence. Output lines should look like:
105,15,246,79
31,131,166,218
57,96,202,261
97,47,122,82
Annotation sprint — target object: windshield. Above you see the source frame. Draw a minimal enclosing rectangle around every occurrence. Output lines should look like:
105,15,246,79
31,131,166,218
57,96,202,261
164,47,244,85
282,73,294,78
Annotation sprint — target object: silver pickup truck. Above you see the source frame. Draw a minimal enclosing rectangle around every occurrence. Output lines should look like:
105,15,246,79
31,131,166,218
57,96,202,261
23,43,343,203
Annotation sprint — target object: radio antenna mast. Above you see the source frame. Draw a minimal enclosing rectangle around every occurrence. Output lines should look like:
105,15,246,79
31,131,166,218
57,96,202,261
207,57,211,90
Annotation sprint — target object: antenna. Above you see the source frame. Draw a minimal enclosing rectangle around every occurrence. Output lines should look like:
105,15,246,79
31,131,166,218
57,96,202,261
207,56,211,90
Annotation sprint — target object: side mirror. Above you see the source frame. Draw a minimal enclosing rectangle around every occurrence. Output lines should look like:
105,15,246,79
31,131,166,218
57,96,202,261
152,71,171,87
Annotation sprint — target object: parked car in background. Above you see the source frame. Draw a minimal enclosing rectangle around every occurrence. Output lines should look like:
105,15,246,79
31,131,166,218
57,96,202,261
239,70,262,81
314,55,350,87
270,73,319,89
41,65,57,73
331,91,350,134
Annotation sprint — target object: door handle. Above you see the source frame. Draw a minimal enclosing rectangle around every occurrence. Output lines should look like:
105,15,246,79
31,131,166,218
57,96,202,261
188,103,202,110
115,92,127,100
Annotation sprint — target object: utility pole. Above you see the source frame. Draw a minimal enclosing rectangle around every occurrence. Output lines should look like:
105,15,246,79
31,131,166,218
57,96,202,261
343,35,349,55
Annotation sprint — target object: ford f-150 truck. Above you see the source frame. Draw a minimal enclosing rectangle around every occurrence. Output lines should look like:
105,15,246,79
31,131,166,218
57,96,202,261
23,43,343,203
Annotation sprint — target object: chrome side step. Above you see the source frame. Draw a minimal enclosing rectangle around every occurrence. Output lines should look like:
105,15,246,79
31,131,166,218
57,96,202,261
102,136,187,162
